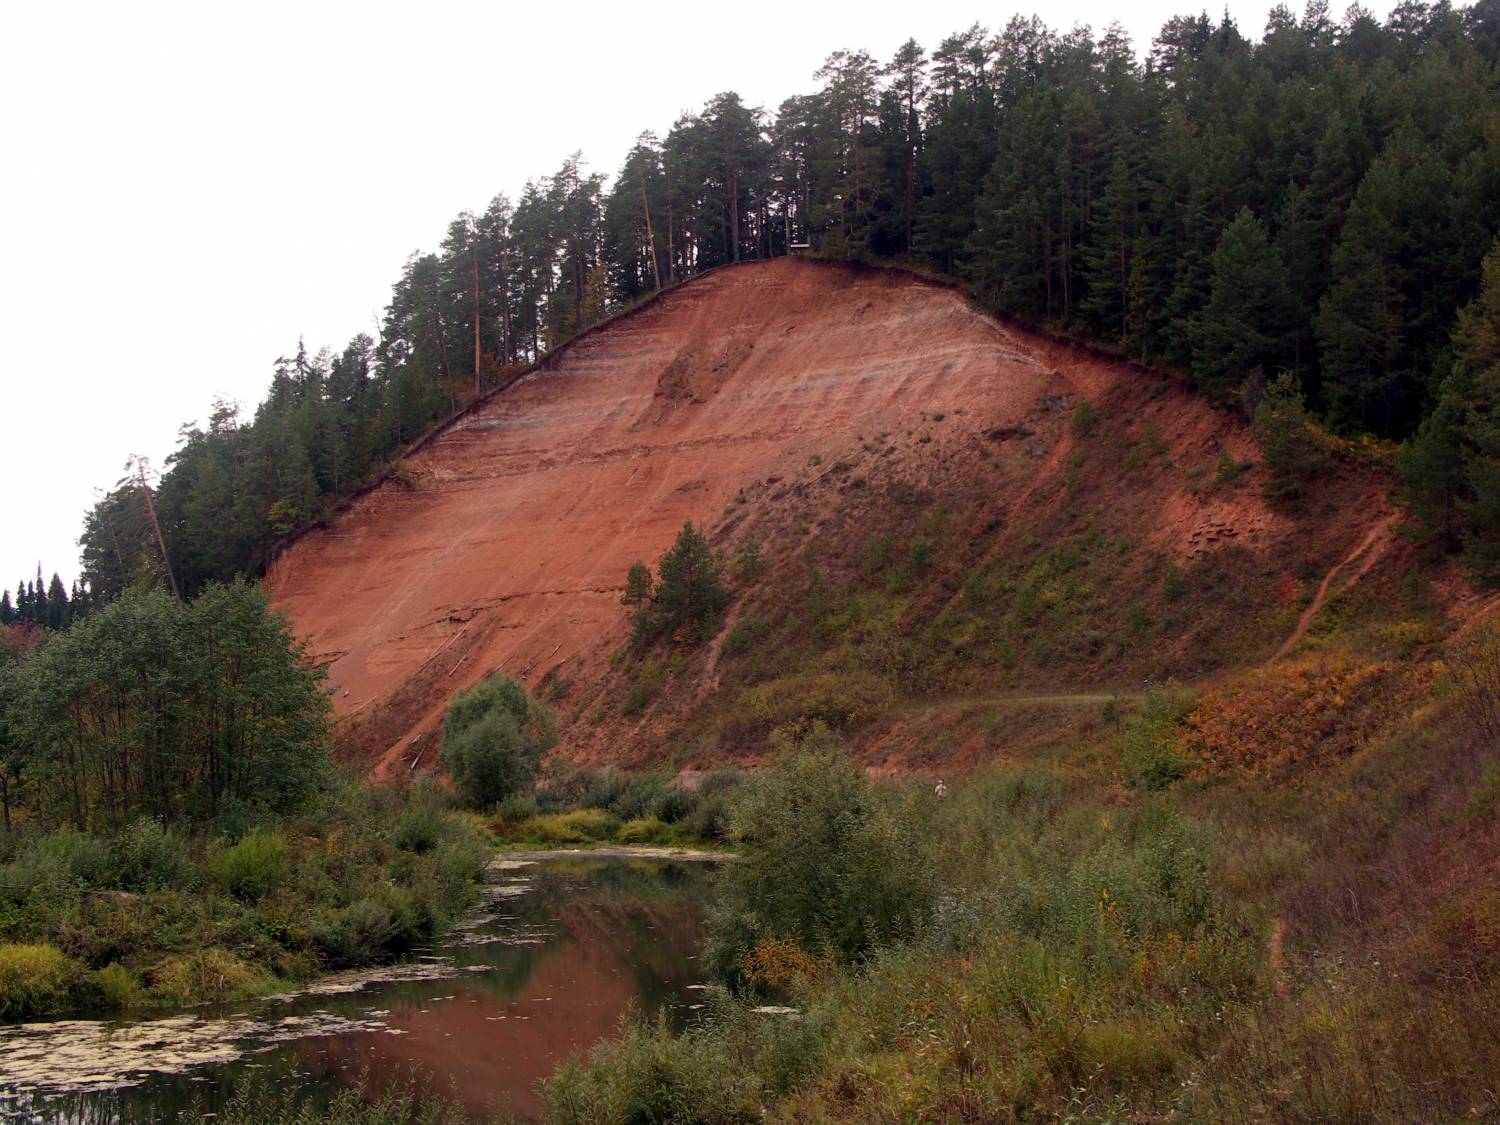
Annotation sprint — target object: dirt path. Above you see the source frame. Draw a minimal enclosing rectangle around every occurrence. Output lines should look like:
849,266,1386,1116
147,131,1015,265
1272,512,1399,662
894,688,1144,719
1268,917,1289,996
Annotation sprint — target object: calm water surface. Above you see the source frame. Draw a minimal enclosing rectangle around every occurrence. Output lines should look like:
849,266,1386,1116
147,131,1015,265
0,855,716,1123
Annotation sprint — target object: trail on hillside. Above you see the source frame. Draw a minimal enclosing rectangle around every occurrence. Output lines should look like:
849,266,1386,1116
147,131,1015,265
895,689,1145,718
1272,512,1399,662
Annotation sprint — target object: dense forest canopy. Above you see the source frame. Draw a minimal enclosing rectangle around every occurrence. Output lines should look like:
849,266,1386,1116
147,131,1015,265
33,0,1500,612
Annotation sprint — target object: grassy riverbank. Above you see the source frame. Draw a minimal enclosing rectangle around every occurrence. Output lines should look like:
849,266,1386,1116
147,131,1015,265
534,696,1500,1123
0,777,487,1018
485,766,745,850
184,657,1500,1123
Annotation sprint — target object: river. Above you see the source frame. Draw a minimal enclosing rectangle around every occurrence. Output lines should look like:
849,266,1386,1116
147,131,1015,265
0,851,718,1123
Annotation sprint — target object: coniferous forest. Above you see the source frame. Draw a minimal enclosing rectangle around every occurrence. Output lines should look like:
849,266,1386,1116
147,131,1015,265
9,1,1500,616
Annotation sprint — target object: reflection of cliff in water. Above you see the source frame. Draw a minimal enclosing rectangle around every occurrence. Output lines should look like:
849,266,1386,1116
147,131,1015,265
292,860,711,1120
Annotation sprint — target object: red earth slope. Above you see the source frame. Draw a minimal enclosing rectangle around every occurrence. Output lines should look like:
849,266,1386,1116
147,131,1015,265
264,258,1394,773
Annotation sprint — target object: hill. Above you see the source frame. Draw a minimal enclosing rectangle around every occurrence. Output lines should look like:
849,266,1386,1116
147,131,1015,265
265,258,1412,776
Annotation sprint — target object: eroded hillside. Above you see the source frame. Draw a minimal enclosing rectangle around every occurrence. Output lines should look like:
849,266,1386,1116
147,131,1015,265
266,258,1404,774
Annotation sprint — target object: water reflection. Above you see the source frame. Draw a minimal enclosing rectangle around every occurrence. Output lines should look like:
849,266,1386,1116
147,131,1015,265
0,856,715,1123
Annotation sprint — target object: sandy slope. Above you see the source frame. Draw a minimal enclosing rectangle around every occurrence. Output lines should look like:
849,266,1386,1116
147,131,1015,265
265,257,1388,772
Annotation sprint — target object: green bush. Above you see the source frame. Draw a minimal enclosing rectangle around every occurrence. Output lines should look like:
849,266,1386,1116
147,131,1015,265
580,767,629,810
707,723,936,979
617,816,670,844
653,782,698,824
4,829,117,893
392,803,448,854
516,809,621,844
206,829,291,901
440,674,557,808
1212,450,1246,487
721,615,769,657
682,771,746,841
311,889,433,968
545,1011,760,1124
0,773,489,1018
0,943,82,1018
734,668,894,730
608,772,673,820
91,961,145,1009
516,766,742,845
150,947,267,1005
621,657,665,716
1163,563,1187,601
908,538,933,576
492,792,541,824
1119,695,1192,790
117,818,189,890
316,898,395,967
731,540,767,585
1073,397,1098,437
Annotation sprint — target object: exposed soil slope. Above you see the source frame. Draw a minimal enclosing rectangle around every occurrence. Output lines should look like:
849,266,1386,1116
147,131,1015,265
265,258,1400,773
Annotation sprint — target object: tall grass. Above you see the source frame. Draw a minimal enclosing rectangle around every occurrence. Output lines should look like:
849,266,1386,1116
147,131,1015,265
182,1074,474,1124
490,766,747,848
537,669,1498,1121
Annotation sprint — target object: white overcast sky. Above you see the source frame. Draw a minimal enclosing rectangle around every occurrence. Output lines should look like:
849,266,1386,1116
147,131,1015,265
0,0,1395,591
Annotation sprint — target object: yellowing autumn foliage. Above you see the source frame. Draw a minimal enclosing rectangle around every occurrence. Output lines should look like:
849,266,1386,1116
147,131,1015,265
1180,656,1399,778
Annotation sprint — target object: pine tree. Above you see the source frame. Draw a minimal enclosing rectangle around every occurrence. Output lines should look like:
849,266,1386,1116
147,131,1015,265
605,136,669,301
1316,128,1464,434
1189,208,1292,402
1446,237,1500,571
1274,182,1325,374
882,38,928,256
809,50,883,258
1082,149,1144,343
1254,372,1329,499
1399,367,1470,551
622,561,654,609
915,24,999,271
965,94,1057,320
636,523,729,645
31,568,47,629
46,574,68,630
700,92,767,264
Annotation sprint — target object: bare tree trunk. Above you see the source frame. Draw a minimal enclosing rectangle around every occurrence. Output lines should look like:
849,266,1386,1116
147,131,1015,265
729,172,740,262
572,247,585,334
431,308,455,411
500,245,513,363
471,245,482,396
905,89,917,254
663,152,677,282
642,180,661,292
136,463,180,602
